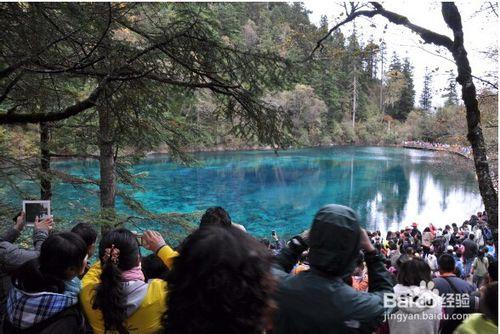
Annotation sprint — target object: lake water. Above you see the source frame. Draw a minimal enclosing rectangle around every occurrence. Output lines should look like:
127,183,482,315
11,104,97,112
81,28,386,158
7,146,483,238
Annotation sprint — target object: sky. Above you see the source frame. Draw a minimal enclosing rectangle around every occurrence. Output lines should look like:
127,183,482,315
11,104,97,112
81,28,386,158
303,0,499,108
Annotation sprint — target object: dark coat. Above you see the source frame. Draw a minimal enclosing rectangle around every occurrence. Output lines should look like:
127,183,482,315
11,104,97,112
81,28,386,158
463,239,478,259
272,204,394,334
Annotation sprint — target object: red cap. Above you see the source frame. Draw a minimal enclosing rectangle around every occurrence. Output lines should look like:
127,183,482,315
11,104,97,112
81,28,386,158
412,222,418,227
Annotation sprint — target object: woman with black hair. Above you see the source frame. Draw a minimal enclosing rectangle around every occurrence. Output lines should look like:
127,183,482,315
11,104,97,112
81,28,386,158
388,257,442,334
163,226,277,334
4,232,88,333
80,229,177,334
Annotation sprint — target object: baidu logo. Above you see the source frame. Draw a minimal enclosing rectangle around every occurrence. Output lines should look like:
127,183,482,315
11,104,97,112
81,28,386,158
384,280,440,309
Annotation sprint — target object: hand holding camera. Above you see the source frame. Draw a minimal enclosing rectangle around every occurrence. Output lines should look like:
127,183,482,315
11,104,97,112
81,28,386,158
14,212,26,232
142,230,166,253
34,215,54,232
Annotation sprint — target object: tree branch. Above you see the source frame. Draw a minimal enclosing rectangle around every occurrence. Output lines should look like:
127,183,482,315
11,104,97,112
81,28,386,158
0,77,109,124
311,2,454,59
0,70,25,103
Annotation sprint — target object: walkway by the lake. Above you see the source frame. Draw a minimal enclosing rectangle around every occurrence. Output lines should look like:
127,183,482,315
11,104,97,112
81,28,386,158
403,141,472,159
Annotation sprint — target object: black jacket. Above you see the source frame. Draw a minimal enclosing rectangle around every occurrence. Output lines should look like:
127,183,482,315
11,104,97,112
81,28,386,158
463,239,478,259
272,204,393,334
3,305,85,334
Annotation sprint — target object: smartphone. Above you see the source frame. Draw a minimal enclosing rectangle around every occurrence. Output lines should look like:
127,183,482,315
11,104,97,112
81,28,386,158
22,200,51,227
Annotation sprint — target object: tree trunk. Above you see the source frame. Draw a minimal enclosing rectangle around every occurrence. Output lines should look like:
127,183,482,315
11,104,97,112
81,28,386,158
352,64,357,129
98,105,116,220
40,122,51,200
380,43,385,114
441,3,498,231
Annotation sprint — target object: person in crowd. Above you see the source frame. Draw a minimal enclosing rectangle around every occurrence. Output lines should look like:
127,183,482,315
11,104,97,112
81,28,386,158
163,225,276,334
461,220,471,236
199,206,246,231
292,251,310,276
463,233,478,278
405,246,415,256
411,232,421,253
453,248,465,278
199,206,231,228
469,215,479,228
272,204,393,334
351,255,368,292
80,229,177,334
455,282,497,334
68,222,97,294
472,247,490,288
432,254,477,334
473,222,485,248
432,233,447,258
410,222,421,240
385,231,394,244
426,248,438,275
0,213,53,332
401,232,413,252
429,223,437,236
388,241,401,268
4,232,88,333
141,254,169,281
388,258,442,334
71,222,98,260
422,227,433,258
450,223,460,246
485,240,496,260
443,229,451,248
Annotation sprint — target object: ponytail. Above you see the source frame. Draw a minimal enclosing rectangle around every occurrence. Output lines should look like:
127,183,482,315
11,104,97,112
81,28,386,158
92,229,140,334
93,260,128,334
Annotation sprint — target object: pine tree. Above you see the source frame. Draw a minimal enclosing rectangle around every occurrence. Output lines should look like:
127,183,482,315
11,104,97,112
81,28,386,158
346,27,369,127
396,58,415,120
442,70,459,106
364,38,379,80
384,52,404,118
420,67,433,111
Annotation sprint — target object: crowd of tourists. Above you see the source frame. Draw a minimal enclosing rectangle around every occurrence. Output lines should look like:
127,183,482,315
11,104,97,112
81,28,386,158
0,205,497,334
403,141,472,158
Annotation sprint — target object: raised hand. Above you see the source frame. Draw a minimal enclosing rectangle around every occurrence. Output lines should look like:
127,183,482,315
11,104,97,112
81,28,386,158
142,230,166,253
359,228,376,253
34,216,54,232
14,211,26,232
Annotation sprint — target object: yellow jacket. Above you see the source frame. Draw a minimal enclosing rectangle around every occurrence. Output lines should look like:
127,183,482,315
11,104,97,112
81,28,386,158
80,246,178,334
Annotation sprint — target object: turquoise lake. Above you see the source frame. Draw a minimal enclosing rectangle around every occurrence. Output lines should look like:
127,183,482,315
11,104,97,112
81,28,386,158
8,146,483,238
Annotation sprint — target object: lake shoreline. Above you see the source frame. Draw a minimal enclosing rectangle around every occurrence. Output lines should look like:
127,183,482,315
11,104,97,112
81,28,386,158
145,143,473,159
49,143,473,162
